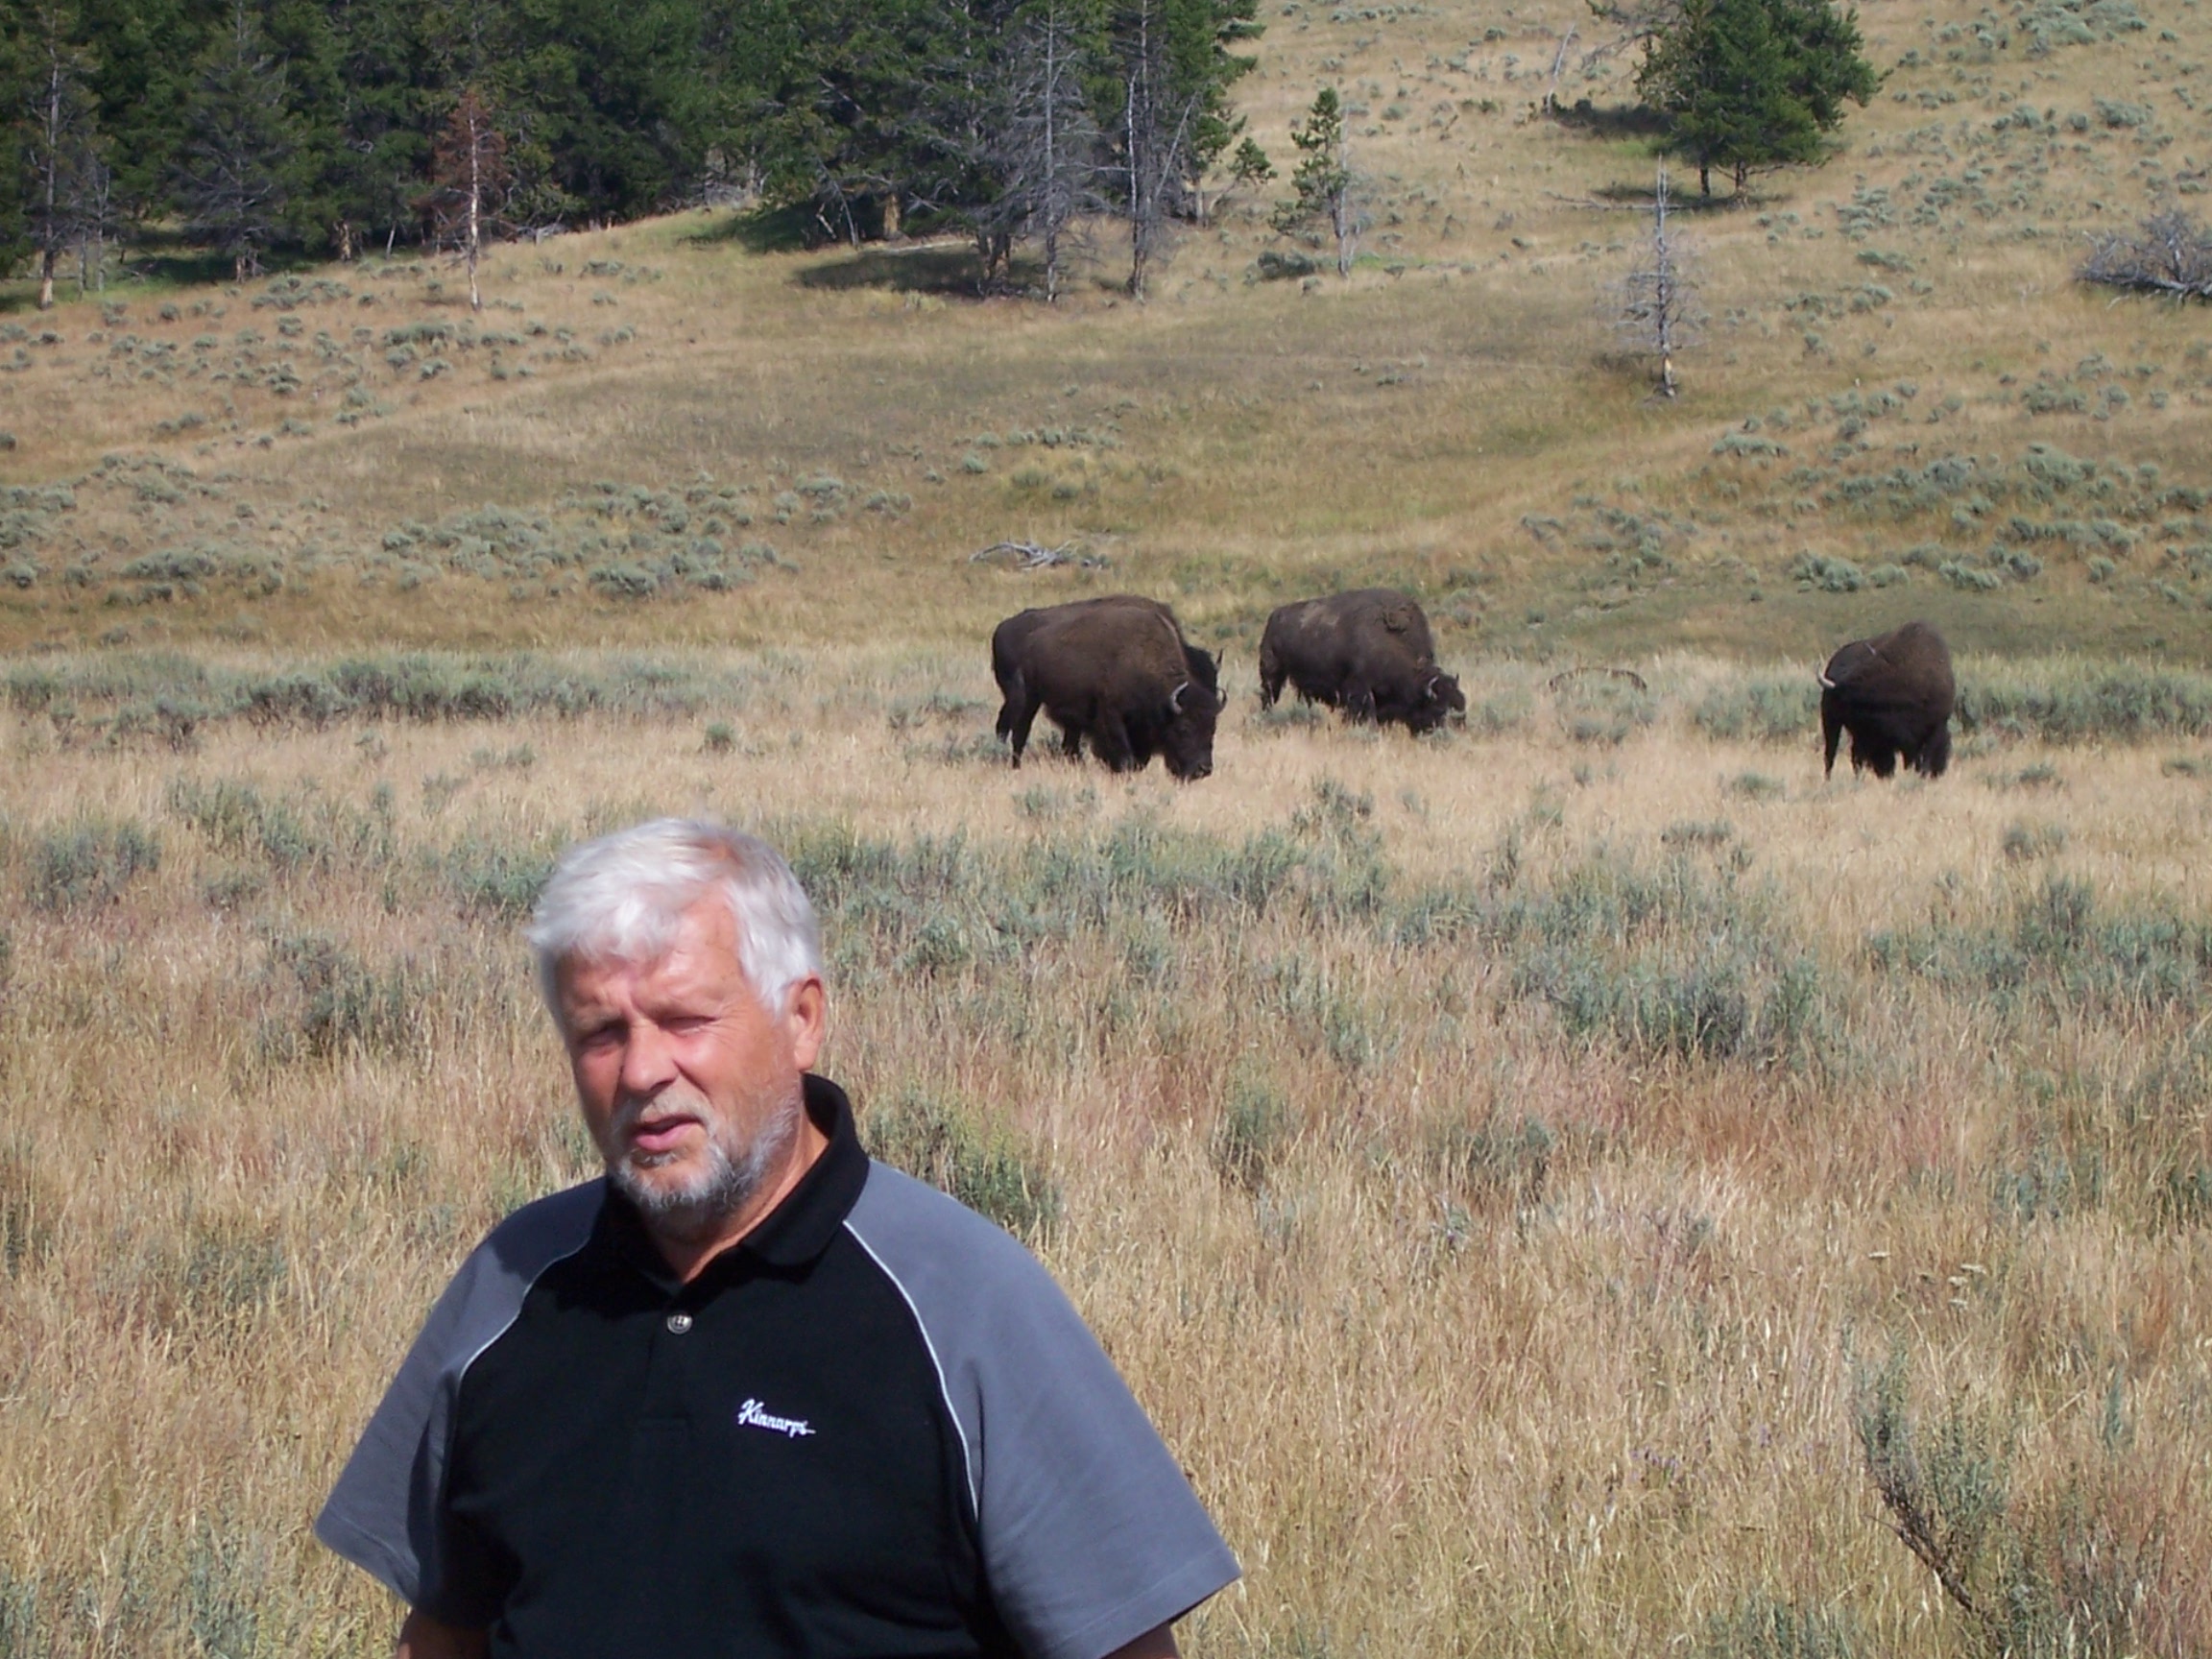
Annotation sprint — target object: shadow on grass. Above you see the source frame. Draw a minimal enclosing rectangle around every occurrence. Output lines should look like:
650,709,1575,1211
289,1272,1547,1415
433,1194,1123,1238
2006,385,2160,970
685,204,819,253
796,244,1042,298
1,230,330,312
1549,100,1669,138
1593,180,1753,211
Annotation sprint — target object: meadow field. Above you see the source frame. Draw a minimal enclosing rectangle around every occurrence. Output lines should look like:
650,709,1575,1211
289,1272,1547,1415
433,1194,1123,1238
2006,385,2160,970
5,0,2212,1652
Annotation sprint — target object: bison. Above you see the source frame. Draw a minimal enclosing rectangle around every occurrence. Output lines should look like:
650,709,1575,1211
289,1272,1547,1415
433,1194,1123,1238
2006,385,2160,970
991,597,1223,779
1819,620,1956,780
1259,588,1466,733
992,595,1217,754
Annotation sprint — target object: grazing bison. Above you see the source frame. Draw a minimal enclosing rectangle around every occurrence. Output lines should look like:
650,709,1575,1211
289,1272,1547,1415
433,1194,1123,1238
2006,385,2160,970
1819,620,1956,780
1259,588,1467,733
991,598,1223,779
993,596,1217,754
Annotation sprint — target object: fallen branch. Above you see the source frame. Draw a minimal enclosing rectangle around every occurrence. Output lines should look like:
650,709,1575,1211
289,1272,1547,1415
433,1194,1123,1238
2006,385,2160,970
969,540,1110,570
1547,665,1649,693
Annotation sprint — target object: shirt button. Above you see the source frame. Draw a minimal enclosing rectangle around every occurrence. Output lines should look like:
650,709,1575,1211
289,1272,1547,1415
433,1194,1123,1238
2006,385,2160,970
665,1311,693,1334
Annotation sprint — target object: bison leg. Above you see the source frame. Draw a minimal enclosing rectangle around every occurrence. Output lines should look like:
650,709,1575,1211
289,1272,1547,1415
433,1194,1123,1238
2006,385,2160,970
1006,692,1043,769
1259,654,1284,708
1089,709,1139,771
1850,729,1898,779
1911,721,1952,780
1821,706,1842,779
1060,725,1084,759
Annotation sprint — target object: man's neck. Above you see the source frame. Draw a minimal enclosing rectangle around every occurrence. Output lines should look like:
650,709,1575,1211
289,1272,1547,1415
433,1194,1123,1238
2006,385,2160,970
651,1112,831,1285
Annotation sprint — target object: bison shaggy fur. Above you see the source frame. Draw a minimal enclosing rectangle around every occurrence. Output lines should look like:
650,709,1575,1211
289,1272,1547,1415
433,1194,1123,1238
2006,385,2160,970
991,597,1222,780
1259,588,1466,734
1819,620,1956,780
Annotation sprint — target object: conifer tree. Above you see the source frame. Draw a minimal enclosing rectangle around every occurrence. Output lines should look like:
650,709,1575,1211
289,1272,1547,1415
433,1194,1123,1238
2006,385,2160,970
18,5,104,308
175,3,301,279
1271,84,1358,276
1636,0,1874,197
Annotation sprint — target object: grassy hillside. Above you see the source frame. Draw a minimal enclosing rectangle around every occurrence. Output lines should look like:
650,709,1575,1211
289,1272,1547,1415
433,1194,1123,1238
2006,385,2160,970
4,0,2212,666
4,2,2212,1656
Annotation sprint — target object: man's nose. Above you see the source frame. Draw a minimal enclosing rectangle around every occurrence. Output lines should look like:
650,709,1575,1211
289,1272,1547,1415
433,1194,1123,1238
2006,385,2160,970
616,1022,677,1097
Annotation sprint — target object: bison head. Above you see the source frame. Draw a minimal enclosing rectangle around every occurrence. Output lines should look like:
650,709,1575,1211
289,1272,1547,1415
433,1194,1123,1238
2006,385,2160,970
1407,671,1467,733
1160,678,1222,781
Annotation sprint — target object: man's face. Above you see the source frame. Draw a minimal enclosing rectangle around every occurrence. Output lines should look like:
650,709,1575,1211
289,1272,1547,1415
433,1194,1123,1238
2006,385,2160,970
553,899,825,1241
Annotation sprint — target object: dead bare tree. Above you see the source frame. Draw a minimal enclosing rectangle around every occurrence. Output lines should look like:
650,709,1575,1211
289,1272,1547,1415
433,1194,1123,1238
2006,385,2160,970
1116,0,1204,301
426,89,512,311
2080,206,2212,300
1617,164,1700,397
987,2,1108,302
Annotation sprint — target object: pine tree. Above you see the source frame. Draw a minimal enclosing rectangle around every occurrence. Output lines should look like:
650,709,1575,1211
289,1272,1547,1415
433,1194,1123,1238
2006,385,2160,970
74,0,200,222
1636,0,1875,196
1108,0,1258,296
1271,84,1358,276
18,5,104,309
174,4,301,280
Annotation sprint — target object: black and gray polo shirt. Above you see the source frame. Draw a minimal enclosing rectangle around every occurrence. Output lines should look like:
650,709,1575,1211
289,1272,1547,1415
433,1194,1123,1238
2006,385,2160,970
315,1076,1238,1659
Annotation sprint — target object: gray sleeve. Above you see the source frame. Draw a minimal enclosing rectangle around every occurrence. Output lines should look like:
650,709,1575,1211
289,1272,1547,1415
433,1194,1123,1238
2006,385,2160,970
313,1182,603,1609
846,1165,1238,1659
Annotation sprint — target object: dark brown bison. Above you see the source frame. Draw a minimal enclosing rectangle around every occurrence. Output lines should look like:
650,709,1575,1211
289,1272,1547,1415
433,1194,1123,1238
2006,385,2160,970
992,596,1217,756
991,598,1223,779
1258,588,1466,733
1819,620,1956,780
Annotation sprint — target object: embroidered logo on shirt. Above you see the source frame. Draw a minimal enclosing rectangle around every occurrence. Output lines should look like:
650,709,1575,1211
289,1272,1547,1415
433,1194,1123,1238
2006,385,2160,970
734,1398,816,1438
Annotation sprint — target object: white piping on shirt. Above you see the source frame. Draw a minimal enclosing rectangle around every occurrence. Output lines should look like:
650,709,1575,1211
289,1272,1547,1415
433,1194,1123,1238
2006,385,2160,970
841,1217,982,1522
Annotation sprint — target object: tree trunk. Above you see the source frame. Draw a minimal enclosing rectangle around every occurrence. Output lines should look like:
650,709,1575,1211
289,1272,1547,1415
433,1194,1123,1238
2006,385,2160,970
1699,163,1711,197
467,102,483,311
38,251,56,311
882,194,901,240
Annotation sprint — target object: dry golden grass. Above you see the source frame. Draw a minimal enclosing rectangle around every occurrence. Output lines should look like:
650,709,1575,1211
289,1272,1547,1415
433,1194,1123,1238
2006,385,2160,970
6,0,2212,1649
1,648,2209,1655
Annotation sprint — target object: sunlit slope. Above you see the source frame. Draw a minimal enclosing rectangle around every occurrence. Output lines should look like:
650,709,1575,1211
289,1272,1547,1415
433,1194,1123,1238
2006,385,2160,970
3,0,2210,662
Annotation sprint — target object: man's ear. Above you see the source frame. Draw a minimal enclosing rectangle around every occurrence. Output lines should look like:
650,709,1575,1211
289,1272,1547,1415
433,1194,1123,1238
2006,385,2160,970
783,974,828,1071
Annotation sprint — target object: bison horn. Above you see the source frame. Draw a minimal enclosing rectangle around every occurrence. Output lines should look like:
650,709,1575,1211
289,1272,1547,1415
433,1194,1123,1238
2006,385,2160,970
1169,681,1190,714
1425,675,1443,700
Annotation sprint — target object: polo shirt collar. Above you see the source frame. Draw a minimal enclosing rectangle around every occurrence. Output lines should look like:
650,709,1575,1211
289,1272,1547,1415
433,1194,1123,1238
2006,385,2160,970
601,1073,868,1289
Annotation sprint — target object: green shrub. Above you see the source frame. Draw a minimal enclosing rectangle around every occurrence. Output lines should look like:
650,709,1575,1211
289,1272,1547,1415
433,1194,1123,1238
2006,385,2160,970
1479,843,1828,1065
1958,662,2212,743
1213,1073,1298,1191
442,838,558,918
256,933,424,1061
1694,677,1818,743
863,1084,1059,1238
168,778,320,870
28,818,161,910
1429,1112,1553,1212
1788,550,1865,591
1692,1594,1863,1659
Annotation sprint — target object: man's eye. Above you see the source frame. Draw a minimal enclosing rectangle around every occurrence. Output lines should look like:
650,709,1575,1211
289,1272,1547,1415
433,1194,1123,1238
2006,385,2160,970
575,1024,623,1051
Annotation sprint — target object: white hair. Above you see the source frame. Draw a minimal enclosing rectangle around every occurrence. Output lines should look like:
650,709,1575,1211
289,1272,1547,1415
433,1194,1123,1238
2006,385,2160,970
527,819,822,1018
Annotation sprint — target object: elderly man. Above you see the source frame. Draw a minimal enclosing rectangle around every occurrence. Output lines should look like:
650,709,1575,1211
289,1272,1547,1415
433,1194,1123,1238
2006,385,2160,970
317,818,1238,1659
